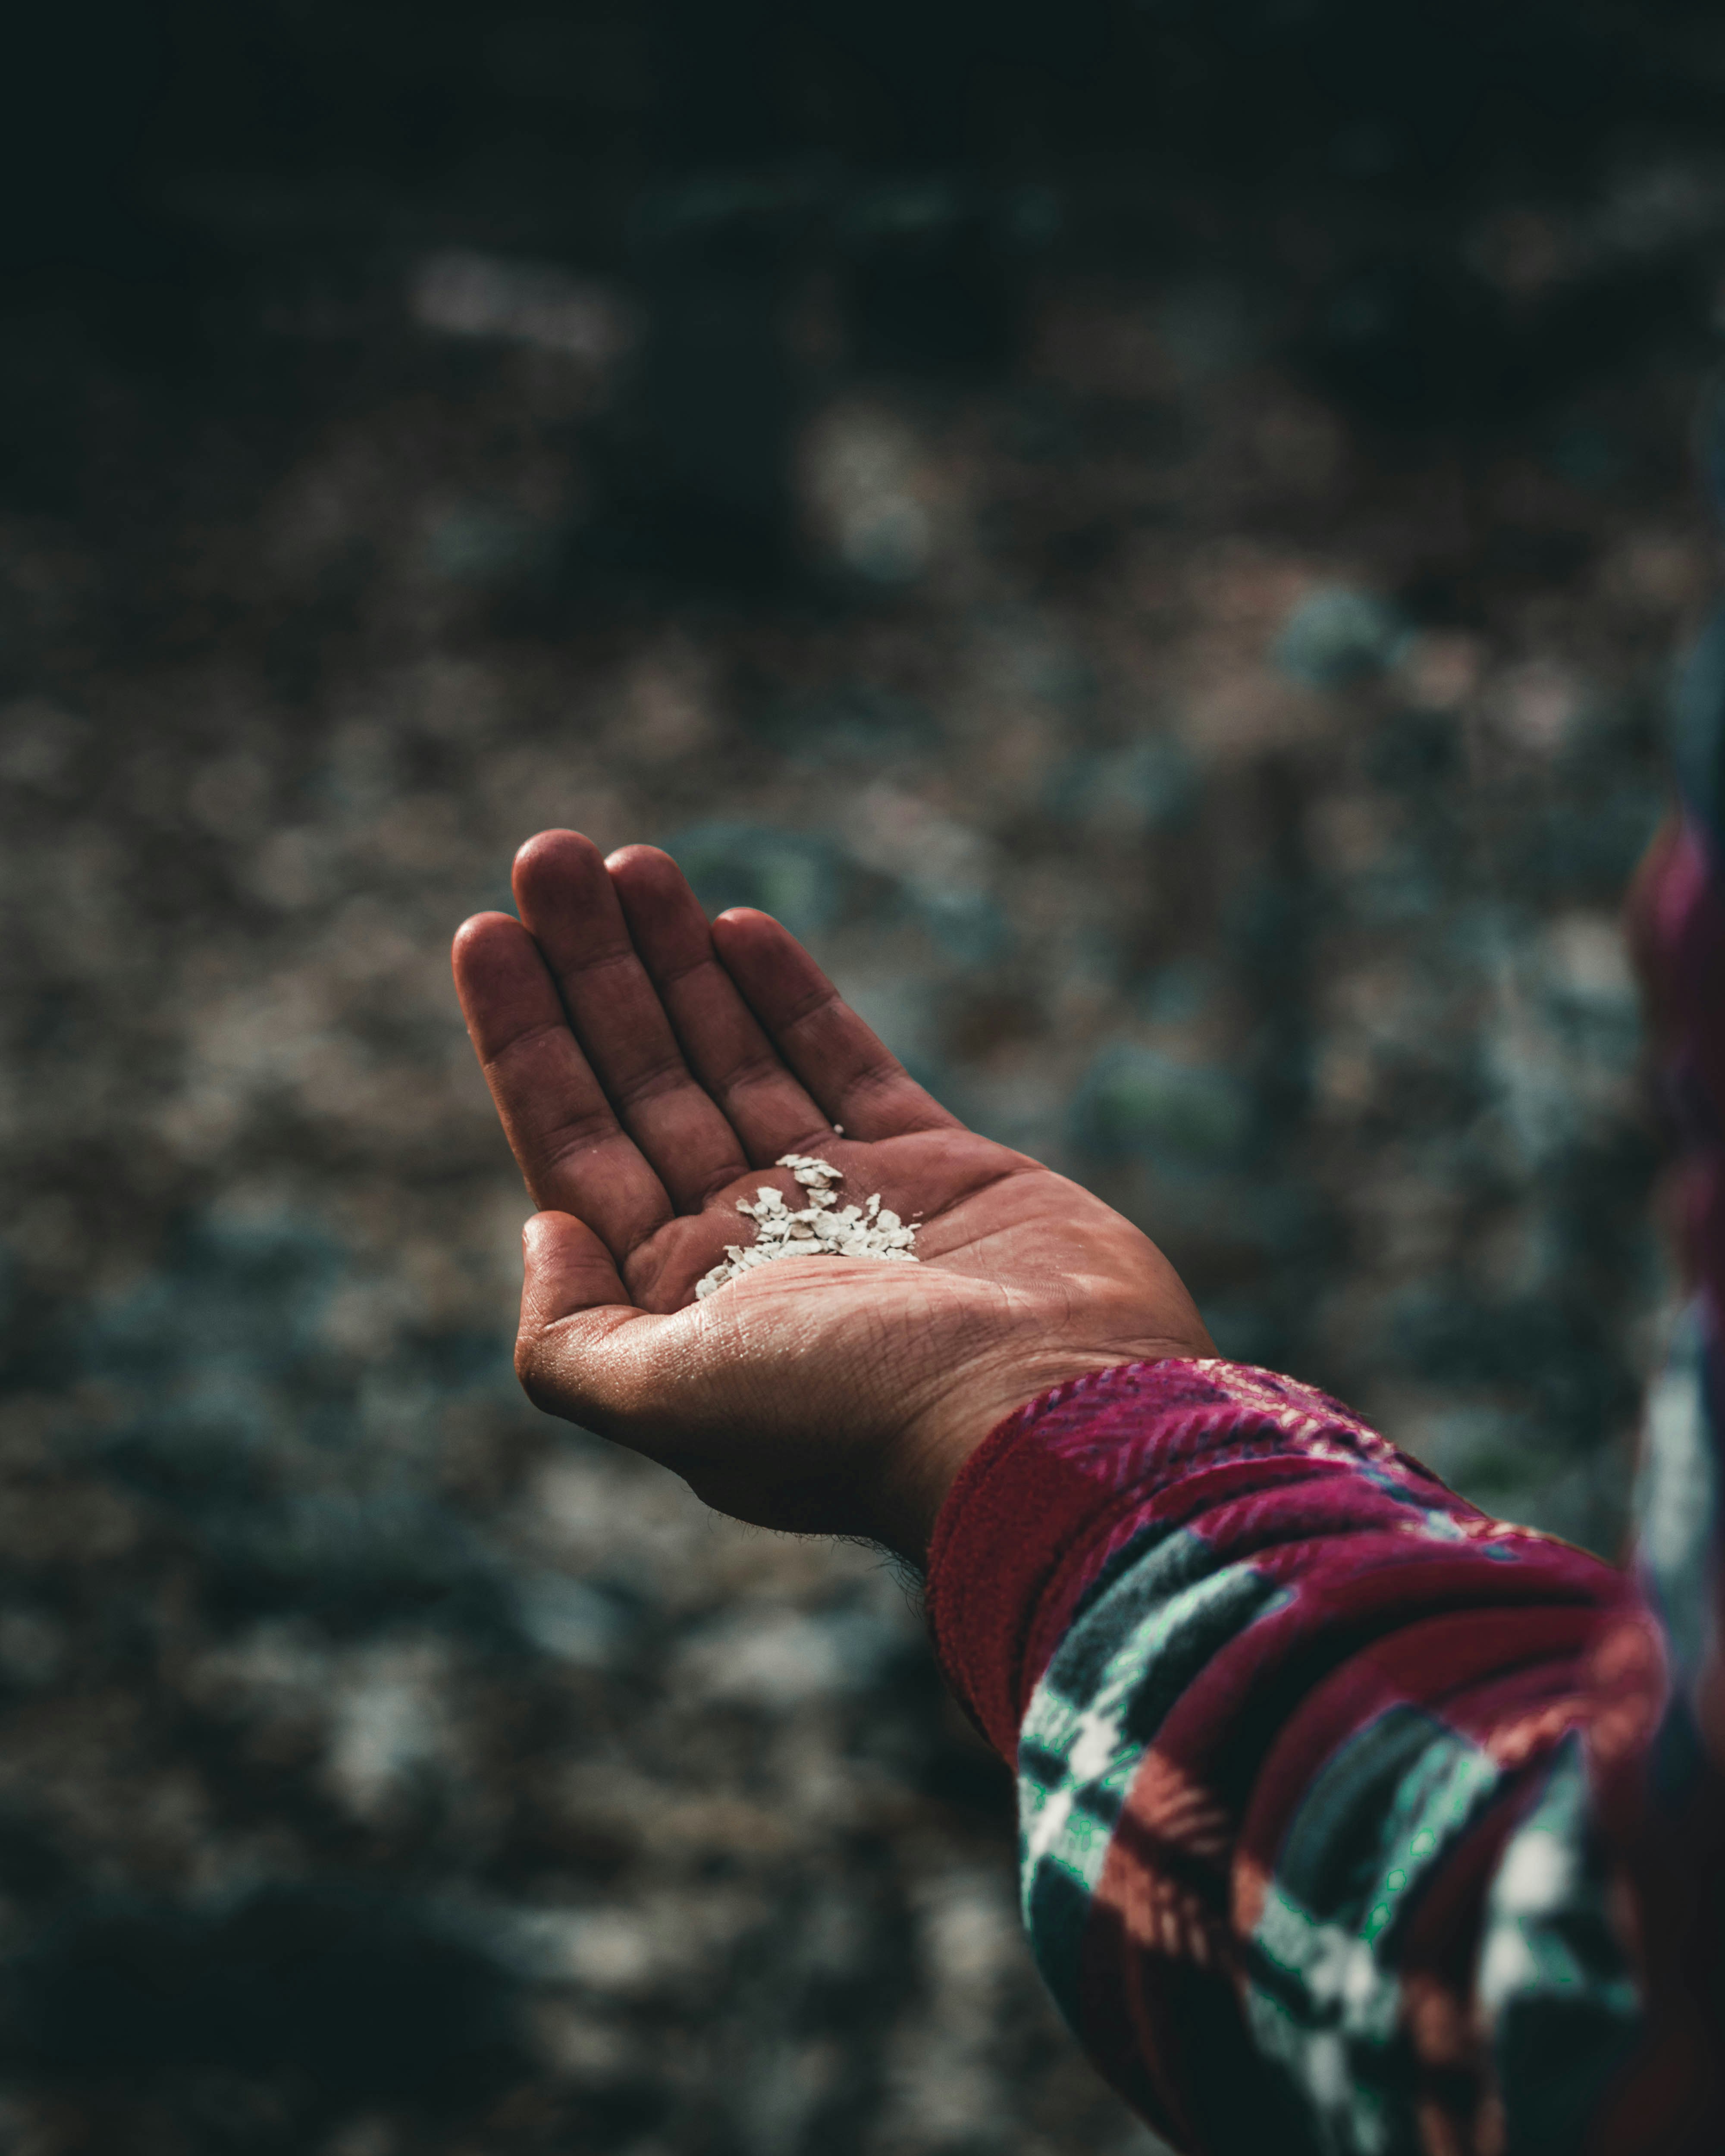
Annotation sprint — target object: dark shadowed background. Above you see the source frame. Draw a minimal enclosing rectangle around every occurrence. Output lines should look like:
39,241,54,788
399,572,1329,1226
2,3,1721,2150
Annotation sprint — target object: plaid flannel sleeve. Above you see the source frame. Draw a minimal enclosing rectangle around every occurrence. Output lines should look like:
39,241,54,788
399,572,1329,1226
919,586,1725,2155
924,1357,1649,2156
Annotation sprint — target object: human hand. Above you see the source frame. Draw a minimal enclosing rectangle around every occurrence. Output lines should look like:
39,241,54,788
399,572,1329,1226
452,832,1212,1563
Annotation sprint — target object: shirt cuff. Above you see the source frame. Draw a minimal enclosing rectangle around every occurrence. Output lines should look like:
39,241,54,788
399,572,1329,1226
922,1355,1454,1758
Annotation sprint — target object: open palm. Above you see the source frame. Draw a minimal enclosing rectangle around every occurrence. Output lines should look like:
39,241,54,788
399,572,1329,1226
452,832,1210,1559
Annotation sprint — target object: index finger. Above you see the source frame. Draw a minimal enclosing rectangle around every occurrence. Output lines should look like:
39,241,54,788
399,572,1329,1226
452,911,673,1263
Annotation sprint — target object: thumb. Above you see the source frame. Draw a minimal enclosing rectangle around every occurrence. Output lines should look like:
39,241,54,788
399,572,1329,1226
519,1209,629,1333
514,1211,674,1433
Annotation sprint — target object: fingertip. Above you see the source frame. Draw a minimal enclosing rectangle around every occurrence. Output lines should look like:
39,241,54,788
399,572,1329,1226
711,905,784,941
518,1208,631,1328
605,841,672,876
452,908,530,977
521,1206,573,1255
449,911,561,1053
712,906,828,992
511,828,606,911
609,846,718,968
608,843,699,920
521,1208,595,1286
512,827,591,870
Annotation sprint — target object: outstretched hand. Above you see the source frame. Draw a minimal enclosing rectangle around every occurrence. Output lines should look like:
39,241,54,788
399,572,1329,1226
452,833,1211,1563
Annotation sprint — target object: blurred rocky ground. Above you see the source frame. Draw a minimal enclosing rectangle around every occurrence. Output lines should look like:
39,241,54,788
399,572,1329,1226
2,2,1723,2150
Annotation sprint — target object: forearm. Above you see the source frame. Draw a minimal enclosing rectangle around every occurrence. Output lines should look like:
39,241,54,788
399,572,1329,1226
926,1358,1644,2155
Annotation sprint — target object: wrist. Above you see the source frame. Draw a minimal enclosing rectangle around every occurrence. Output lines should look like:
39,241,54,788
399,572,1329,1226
878,1335,1211,1567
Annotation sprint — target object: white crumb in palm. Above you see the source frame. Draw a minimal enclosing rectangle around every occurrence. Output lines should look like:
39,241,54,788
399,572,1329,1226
693,1153,920,1299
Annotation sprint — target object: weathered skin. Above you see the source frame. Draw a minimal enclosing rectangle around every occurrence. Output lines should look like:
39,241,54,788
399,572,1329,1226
452,829,1211,1557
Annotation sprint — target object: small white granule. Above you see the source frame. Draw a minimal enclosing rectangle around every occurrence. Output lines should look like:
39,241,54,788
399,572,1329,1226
693,1154,919,1300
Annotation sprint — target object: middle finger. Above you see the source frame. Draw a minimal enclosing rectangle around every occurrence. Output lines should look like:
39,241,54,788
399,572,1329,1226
605,843,835,1163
